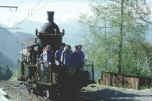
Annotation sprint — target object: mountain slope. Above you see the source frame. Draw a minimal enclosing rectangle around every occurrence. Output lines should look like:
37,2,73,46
0,51,14,67
13,20,43,34
13,31,33,41
0,27,20,63
0,26,33,67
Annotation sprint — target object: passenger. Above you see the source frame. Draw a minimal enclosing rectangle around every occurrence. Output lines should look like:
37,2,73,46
68,45,72,53
40,45,54,65
72,45,85,70
55,43,65,66
40,47,46,63
78,45,85,66
60,45,73,67
40,45,54,81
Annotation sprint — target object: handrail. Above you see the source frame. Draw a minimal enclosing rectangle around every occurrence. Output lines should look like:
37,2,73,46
38,32,64,36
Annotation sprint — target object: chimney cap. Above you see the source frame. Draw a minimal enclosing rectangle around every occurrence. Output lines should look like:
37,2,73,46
47,11,54,22
47,11,54,15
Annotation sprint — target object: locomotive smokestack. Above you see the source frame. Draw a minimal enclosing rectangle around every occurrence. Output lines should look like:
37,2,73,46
47,11,54,23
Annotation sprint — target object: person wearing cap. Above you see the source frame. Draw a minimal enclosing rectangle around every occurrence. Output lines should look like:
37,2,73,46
72,45,85,70
60,45,73,67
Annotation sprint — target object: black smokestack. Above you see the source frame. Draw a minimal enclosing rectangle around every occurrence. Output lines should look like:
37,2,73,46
47,11,54,23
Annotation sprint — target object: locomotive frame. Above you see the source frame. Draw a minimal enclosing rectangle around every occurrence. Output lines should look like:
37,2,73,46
18,11,95,101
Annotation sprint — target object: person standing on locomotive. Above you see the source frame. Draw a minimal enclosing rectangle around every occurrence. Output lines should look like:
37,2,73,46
60,45,73,67
78,45,85,66
40,45,54,64
55,43,65,66
72,45,85,70
40,45,54,81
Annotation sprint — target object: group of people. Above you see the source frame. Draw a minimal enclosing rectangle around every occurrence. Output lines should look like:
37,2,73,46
40,43,85,71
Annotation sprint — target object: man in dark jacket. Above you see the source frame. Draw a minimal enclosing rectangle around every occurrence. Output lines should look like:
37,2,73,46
55,43,65,66
72,45,85,69
61,45,73,67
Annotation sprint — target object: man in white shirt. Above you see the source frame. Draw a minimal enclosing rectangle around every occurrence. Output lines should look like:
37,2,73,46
40,45,54,81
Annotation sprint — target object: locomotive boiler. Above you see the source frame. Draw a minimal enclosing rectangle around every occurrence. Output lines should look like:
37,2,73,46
18,11,95,101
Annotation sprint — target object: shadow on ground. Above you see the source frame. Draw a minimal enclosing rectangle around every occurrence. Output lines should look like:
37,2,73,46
80,88,152,101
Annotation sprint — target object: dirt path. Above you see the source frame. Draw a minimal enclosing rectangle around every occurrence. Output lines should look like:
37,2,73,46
1,81,152,101
81,84,152,101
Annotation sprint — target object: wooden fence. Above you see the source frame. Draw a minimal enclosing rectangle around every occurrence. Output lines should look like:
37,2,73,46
98,72,152,89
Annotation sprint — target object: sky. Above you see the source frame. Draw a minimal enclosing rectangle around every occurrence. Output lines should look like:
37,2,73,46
0,0,152,27
0,0,91,27
0,0,152,41
0,0,93,47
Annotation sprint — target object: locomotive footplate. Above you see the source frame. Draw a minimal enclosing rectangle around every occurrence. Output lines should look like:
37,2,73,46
36,81,52,86
35,81,52,97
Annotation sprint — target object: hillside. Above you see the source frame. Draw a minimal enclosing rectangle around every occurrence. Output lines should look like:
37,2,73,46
0,27,19,65
0,51,14,67
0,26,33,67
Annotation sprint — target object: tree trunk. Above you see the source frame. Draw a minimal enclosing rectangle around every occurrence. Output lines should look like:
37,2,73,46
118,0,124,73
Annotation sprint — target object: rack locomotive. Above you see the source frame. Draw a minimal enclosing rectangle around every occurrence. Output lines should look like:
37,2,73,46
18,11,95,101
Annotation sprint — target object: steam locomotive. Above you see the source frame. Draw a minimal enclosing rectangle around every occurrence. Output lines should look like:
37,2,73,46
18,11,95,101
